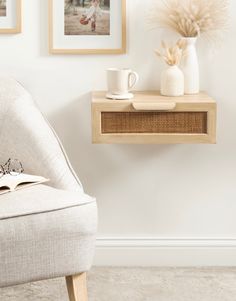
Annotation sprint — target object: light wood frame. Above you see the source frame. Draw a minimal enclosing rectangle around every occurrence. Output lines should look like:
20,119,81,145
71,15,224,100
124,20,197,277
92,91,217,144
49,0,126,55
66,273,88,301
0,0,21,34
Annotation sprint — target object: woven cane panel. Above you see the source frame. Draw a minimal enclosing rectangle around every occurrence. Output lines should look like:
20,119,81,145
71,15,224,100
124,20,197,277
101,112,208,134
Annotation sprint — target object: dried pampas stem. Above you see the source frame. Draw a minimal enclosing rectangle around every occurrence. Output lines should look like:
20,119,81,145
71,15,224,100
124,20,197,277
155,39,186,66
148,0,229,38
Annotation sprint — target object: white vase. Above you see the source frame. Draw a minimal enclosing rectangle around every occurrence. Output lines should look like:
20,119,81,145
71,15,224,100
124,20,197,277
181,37,199,94
161,65,184,97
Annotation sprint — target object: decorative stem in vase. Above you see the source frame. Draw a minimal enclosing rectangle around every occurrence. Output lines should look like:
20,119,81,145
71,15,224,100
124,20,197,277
147,0,229,95
155,40,185,97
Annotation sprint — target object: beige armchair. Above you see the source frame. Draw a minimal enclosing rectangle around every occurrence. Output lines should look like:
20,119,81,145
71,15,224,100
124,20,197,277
0,77,97,300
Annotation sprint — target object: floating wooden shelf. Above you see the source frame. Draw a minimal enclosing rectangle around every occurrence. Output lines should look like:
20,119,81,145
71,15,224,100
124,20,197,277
92,91,217,144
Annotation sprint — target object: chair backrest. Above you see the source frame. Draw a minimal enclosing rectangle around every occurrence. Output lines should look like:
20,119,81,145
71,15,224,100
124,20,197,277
0,77,83,192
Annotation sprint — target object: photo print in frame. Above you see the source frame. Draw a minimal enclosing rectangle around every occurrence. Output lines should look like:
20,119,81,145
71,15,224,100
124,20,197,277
0,0,21,34
49,0,126,54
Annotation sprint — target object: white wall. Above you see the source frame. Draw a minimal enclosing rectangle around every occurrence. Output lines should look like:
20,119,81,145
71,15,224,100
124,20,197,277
1,0,236,265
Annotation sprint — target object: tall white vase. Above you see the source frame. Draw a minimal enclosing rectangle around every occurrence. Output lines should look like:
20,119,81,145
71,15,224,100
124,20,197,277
161,65,184,97
181,37,199,94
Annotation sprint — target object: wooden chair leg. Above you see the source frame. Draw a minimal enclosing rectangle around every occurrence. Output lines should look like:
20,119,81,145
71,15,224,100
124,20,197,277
66,273,88,301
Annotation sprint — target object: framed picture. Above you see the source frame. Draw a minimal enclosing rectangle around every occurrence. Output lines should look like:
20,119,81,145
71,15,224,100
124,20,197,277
49,0,126,54
0,0,21,34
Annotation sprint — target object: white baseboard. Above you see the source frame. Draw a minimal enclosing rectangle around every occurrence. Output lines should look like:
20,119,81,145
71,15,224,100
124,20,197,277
94,237,236,266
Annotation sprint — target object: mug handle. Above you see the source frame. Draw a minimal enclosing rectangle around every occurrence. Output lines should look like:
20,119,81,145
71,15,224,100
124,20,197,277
128,71,139,91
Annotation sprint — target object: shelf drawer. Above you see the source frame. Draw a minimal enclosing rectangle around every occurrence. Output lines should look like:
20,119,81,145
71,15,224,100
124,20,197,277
101,111,208,134
92,92,217,144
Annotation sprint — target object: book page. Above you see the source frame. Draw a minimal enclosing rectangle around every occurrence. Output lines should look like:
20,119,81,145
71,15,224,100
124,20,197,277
0,174,49,195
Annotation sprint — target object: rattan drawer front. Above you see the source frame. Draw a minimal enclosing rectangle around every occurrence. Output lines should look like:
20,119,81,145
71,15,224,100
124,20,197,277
101,112,208,134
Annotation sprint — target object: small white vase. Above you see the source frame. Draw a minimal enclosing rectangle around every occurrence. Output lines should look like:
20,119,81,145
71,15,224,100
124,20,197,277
181,37,199,94
161,65,184,97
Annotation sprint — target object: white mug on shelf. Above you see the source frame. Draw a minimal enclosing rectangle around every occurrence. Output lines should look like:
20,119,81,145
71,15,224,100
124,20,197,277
106,68,139,100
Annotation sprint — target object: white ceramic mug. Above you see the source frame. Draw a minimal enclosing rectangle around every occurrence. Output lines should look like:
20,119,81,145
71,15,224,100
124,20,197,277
107,68,139,95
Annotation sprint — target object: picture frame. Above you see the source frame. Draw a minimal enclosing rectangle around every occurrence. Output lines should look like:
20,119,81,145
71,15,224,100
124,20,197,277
0,0,21,34
49,0,126,54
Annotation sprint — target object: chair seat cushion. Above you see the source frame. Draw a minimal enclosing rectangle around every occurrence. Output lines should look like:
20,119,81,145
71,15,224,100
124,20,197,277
0,185,97,288
0,184,94,220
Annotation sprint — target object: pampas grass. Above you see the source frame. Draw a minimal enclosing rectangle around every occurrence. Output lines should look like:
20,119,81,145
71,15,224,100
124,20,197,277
148,0,229,38
155,39,186,66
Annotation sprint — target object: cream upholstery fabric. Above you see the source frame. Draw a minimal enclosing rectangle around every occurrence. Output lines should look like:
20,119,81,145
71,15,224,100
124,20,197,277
0,185,94,220
0,77,97,288
0,198,97,287
0,77,83,191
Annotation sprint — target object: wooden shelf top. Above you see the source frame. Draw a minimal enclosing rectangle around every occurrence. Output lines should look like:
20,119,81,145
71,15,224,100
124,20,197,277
92,91,216,104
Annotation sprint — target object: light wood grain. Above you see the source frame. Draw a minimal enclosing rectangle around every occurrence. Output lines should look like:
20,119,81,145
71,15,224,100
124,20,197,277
49,0,126,54
66,273,88,301
132,102,176,111
92,91,217,144
92,91,216,104
0,0,21,34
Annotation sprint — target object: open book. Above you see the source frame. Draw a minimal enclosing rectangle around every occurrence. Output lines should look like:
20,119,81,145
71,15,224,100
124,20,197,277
0,174,49,195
